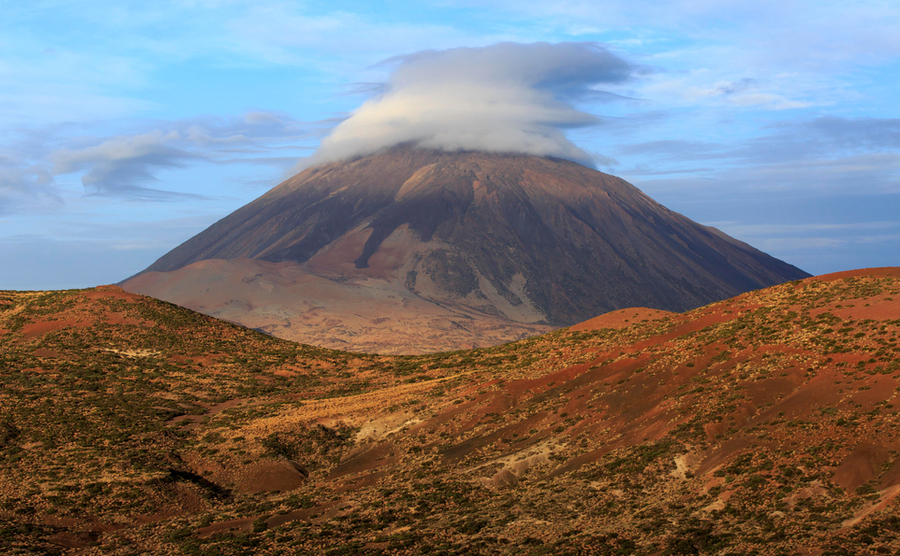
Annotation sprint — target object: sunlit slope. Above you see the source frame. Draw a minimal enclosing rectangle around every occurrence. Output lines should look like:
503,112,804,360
3,270,900,553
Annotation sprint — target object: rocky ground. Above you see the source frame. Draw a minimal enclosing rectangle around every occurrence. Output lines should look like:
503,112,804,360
2,269,900,554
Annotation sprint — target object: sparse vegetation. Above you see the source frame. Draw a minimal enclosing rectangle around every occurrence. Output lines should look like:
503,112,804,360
1,272,900,553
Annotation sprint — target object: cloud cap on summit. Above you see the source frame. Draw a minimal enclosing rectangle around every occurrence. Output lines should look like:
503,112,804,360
308,42,637,167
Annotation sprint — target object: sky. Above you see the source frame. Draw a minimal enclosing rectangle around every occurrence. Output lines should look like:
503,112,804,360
1,0,898,290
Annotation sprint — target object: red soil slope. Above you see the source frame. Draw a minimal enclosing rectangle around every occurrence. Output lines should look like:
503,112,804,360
4,269,900,554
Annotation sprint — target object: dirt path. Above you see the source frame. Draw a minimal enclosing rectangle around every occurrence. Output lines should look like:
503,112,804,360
244,372,473,436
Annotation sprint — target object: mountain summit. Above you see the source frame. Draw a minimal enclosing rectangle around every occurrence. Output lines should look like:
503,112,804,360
125,147,808,352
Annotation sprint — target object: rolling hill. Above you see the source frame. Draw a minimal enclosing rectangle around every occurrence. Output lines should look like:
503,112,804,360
3,269,900,553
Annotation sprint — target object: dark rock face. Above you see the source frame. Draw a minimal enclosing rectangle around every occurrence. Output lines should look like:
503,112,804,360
140,147,809,325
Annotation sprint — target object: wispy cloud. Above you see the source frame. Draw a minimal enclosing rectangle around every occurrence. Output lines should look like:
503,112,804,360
705,220,900,236
618,116,900,193
442,0,900,66
52,131,201,199
0,156,61,216
639,71,813,111
226,4,494,66
705,217,900,272
0,111,329,208
617,139,727,159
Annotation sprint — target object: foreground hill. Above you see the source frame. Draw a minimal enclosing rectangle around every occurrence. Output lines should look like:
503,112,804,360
123,147,808,353
3,269,900,554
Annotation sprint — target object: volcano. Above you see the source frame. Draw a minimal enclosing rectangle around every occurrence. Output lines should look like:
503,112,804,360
123,147,809,353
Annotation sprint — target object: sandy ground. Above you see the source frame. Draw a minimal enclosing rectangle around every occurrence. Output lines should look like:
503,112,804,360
123,258,553,354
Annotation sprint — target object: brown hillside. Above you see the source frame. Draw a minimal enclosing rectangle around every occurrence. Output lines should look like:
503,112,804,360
3,269,900,553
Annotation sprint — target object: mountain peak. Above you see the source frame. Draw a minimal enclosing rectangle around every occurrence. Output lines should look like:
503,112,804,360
126,148,808,352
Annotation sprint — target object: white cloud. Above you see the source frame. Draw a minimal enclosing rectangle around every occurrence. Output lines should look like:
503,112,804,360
308,42,638,167
727,93,810,110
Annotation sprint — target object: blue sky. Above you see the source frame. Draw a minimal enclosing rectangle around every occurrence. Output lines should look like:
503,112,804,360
1,0,898,289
